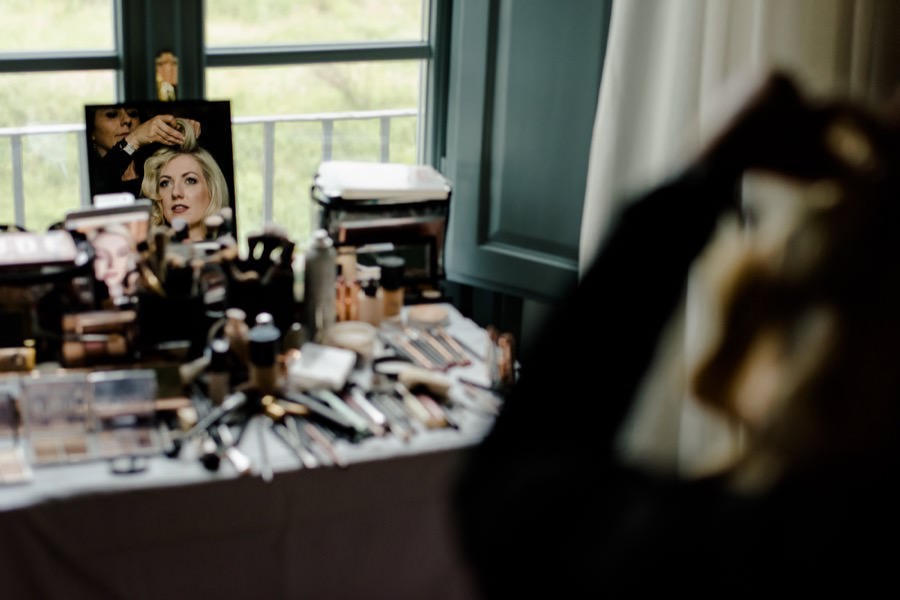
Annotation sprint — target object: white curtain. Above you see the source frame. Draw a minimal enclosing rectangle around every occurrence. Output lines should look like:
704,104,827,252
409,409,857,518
589,0,900,475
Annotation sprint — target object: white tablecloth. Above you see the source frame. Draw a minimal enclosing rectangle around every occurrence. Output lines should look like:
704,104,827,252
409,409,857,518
0,304,498,600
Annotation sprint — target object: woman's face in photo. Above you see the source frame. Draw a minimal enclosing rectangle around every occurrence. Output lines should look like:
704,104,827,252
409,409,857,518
93,230,132,291
92,107,141,155
158,153,211,233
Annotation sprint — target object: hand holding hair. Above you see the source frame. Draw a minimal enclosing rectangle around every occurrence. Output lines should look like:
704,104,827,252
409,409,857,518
692,69,898,186
125,115,201,150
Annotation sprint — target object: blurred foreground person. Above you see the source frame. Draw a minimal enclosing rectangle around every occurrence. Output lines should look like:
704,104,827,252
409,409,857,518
453,71,900,598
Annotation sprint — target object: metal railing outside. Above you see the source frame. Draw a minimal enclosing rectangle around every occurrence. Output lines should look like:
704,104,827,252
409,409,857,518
0,108,417,231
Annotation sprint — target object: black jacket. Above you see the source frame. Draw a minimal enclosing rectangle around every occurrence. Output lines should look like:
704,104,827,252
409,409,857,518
87,142,152,199
453,165,900,598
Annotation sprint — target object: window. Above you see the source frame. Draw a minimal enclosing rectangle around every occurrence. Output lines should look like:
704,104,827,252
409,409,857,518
0,0,114,52
0,0,445,246
204,0,436,245
207,62,422,242
204,1,426,46
0,0,117,230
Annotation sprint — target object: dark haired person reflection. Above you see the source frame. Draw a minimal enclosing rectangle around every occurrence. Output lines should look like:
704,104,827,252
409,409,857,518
454,71,900,598
88,106,200,198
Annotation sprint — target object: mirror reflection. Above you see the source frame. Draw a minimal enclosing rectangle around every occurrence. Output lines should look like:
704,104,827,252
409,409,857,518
84,100,236,240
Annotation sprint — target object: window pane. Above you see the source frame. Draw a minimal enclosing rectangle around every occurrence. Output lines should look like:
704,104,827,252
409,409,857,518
208,61,420,116
207,61,421,243
0,71,116,230
205,0,426,46
0,0,114,52
0,72,116,127
0,132,86,231
21,134,85,229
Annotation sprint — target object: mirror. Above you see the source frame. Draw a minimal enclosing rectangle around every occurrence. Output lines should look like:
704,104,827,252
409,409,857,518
64,200,152,305
83,100,236,240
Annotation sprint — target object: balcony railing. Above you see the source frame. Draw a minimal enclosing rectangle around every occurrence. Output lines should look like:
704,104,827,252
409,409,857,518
0,108,417,232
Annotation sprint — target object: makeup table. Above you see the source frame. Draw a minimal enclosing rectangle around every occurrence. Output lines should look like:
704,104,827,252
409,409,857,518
0,304,498,600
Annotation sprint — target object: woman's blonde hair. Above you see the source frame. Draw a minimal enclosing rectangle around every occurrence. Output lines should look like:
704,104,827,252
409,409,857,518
141,118,229,226
91,222,135,247
688,170,900,490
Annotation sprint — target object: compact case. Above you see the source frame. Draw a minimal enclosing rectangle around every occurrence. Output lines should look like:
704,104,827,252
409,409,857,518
311,160,452,300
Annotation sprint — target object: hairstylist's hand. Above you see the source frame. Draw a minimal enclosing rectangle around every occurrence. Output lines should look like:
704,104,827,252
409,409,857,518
694,69,893,184
179,118,202,139
124,115,201,150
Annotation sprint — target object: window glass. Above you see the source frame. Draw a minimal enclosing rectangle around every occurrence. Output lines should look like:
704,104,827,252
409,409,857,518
19,134,85,229
207,61,421,243
0,72,116,127
205,0,426,46
0,132,87,230
0,71,116,230
0,0,114,52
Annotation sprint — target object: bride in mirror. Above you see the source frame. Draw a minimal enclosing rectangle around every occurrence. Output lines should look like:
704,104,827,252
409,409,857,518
141,118,229,242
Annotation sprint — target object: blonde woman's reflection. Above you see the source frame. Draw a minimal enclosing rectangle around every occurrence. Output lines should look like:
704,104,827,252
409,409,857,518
89,105,200,198
92,224,138,301
142,118,229,242
156,49,178,101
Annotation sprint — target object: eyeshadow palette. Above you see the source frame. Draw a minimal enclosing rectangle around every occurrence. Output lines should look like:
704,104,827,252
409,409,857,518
87,369,161,460
0,375,30,485
19,372,91,466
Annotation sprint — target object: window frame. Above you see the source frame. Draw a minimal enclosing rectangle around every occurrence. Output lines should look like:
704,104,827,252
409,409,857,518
123,0,448,166
0,0,449,230
0,51,117,74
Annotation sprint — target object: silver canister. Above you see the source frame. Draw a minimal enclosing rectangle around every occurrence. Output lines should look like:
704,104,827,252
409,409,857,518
303,229,337,342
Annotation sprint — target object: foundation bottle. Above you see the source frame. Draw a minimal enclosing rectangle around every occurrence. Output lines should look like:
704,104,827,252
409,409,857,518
336,245,358,286
206,338,231,406
335,264,347,321
336,246,359,321
334,265,360,322
376,255,405,322
358,278,383,327
224,307,250,365
249,312,281,395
